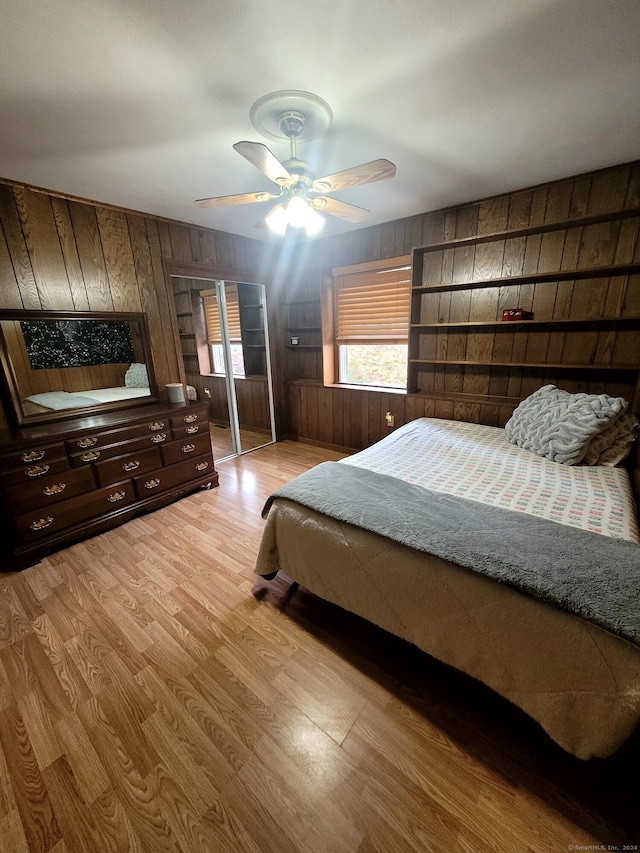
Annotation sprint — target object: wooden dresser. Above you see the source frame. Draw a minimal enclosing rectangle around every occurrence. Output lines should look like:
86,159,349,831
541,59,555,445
0,401,217,568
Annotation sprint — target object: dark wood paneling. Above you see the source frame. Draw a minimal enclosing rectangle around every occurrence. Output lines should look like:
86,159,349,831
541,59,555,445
0,180,267,432
3,161,639,446
281,160,640,449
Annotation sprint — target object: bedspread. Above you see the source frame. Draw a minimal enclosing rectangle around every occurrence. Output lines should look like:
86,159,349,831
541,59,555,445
256,499,640,759
254,418,640,758
263,462,640,647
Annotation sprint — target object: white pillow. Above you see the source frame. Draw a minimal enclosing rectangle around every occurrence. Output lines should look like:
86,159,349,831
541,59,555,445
124,362,149,388
582,411,639,466
504,385,628,465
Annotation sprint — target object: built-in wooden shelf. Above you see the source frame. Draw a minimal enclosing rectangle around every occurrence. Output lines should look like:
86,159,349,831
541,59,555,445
285,325,322,331
410,317,640,329
286,344,322,350
412,263,640,294
409,358,638,371
409,210,640,412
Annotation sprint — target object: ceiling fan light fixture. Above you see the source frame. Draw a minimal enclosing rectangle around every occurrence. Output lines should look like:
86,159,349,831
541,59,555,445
264,204,288,236
265,195,325,237
195,91,394,234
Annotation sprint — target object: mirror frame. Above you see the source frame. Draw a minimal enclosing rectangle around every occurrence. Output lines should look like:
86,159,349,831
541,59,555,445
0,309,159,428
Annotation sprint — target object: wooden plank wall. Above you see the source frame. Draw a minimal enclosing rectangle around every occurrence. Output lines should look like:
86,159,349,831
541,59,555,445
2,163,638,449
204,374,272,431
0,181,267,432
279,161,640,451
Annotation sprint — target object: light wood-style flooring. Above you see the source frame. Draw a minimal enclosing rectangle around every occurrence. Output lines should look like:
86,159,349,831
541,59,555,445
209,424,273,460
0,441,638,852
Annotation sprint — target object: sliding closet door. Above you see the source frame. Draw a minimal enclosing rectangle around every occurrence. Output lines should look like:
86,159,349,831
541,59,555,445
234,282,276,453
171,275,275,461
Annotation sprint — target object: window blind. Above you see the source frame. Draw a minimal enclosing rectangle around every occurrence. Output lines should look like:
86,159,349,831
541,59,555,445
334,264,411,345
202,286,242,344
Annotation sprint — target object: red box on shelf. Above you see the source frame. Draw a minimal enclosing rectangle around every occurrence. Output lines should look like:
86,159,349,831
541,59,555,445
502,308,534,321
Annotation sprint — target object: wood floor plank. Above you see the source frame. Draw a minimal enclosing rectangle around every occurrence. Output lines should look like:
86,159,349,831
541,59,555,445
53,713,110,806
0,703,63,852
0,440,636,851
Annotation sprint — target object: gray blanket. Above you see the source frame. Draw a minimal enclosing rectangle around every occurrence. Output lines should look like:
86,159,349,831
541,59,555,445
263,462,640,647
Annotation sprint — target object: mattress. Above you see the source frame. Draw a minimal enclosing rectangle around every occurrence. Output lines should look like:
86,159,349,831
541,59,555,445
341,418,639,541
255,419,640,759
24,386,150,410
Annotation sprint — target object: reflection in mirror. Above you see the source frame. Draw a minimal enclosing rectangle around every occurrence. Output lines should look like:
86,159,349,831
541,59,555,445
0,310,158,427
172,277,275,460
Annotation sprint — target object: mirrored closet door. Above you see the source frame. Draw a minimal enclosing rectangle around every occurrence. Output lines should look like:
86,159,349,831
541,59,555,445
171,277,276,461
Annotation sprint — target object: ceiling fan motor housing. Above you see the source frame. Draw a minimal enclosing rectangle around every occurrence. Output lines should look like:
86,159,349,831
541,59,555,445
279,111,306,139
282,158,313,184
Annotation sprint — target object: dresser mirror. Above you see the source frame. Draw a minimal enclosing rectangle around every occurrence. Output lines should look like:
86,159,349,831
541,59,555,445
0,310,158,428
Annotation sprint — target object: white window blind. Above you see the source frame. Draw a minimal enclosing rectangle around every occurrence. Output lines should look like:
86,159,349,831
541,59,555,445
334,262,411,346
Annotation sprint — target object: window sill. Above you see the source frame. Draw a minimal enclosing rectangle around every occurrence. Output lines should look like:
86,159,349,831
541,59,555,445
333,383,407,395
201,372,266,382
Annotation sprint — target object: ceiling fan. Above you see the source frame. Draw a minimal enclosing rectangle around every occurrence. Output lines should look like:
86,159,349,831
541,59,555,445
195,91,396,236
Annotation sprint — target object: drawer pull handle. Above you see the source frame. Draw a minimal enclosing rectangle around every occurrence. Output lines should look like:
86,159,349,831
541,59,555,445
123,460,140,472
151,433,167,444
144,478,161,490
26,464,50,478
81,451,100,462
31,517,53,531
149,422,165,432
107,490,126,503
184,414,198,423
196,461,209,471
182,443,196,454
185,426,199,434
43,483,66,496
77,437,97,449
21,449,45,462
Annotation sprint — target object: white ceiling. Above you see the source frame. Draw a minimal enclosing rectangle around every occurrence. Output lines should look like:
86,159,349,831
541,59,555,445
1,0,639,242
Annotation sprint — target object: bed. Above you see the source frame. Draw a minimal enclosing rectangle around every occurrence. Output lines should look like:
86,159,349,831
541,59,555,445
22,362,151,412
23,386,151,412
254,408,640,760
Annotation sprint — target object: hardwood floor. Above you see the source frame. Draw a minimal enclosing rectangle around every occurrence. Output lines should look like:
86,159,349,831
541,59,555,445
0,440,638,852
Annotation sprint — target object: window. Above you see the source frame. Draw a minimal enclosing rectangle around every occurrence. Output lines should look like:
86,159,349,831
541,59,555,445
202,286,246,377
332,256,411,389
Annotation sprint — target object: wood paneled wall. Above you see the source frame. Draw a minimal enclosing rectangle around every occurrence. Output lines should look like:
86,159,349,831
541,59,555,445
278,161,640,451
204,374,272,432
0,180,267,432
2,162,639,450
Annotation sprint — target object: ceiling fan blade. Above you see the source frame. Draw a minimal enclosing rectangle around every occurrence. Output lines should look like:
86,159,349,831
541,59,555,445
233,141,294,187
311,158,396,193
312,197,370,223
194,190,279,209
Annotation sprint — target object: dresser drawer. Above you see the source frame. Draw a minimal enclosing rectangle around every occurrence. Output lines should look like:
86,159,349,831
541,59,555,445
169,406,208,429
63,417,171,454
160,432,212,466
65,425,147,453
69,432,170,467
14,480,135,544
1,442,67,469
171,422,208,440
0,457,70,488
94,447,161,487
3,465,95,515
133,453,214,499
